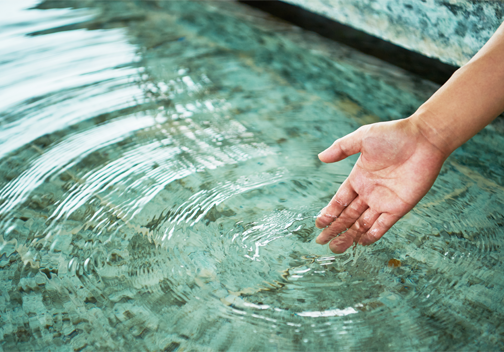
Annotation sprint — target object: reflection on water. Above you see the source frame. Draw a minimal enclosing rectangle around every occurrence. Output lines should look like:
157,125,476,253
1,1,504,351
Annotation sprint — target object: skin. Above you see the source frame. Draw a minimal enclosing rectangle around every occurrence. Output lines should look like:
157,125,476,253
316,22,504,254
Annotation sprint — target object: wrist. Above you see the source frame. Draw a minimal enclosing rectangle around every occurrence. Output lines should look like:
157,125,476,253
407,109,455,160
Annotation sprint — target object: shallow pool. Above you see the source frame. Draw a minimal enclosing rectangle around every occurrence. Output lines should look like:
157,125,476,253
1,1,504,351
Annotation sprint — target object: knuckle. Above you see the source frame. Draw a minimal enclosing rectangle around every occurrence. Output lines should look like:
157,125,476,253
328,223,346,236
325,230,341,240
367,228,381,241
339,142,350,156
336,213,353,224
321,212,337,221
362,211,375,225
356,217,371,231
329,197,346,208
347,207,360,219
346,228,360,241
375,217,388,229
347,201,364,218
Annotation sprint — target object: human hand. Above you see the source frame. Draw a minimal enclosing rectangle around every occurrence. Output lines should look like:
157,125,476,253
315,117,447,253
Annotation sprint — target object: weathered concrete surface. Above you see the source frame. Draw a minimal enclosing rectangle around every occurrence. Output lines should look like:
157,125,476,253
281,0,504,66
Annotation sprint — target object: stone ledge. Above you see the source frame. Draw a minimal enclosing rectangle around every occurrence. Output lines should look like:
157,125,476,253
281,0,504,66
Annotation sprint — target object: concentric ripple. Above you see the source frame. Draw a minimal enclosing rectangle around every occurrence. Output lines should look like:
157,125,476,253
1,1,504,351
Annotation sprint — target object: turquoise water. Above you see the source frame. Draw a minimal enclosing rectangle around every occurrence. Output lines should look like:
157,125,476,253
1,1,504,351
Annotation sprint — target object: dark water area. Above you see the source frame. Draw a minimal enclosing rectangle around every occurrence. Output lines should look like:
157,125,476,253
1,1,504,351
241,0,459,85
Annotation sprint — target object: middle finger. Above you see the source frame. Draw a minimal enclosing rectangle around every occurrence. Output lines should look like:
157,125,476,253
316,196,368,245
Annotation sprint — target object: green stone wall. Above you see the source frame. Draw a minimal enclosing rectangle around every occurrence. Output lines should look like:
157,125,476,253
282,0,504,66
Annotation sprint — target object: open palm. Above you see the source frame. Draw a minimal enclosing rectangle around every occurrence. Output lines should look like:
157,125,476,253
315,118,447,253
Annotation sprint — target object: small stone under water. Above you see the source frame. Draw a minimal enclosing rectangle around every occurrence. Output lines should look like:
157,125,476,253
388,258,401,268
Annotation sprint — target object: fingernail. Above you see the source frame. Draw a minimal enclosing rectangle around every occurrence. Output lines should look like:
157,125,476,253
319,140,338,157
318,149,329,158
318,145,333,157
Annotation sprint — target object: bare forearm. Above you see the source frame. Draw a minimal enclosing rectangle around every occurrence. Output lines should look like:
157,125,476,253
409,22,504,157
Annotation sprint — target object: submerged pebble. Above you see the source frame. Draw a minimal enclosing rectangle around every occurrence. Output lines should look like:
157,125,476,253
387,258,401,268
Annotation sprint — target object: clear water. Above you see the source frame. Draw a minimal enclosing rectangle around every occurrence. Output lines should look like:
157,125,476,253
1,1,504,351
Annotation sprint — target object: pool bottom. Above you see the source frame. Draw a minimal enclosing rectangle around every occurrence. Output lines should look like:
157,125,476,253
0,1,504,351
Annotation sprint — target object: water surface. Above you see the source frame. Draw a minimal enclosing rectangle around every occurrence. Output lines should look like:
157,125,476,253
1,1,504,351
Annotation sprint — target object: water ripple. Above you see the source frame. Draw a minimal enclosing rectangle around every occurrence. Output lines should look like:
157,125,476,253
1,1,504,351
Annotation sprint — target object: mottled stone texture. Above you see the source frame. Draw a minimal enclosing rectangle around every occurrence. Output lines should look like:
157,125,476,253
282,0,504,66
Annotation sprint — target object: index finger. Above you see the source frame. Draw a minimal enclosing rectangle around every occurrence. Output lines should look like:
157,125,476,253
315,179,357,229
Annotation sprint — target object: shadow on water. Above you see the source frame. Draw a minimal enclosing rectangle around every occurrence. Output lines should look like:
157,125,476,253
0,1,503,351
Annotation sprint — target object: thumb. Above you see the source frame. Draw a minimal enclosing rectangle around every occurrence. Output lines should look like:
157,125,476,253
318,127,365,163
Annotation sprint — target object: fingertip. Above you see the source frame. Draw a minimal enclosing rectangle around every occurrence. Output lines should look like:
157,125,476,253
315,230,331,245
315,227,338,245
359,228,381,246
318,150,331,163
315,213,335,229
319,129,364,163
315,215,325,229
358,213,399,246
318,141,335,157
329,235,353,254
318,141,340,163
